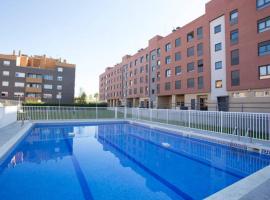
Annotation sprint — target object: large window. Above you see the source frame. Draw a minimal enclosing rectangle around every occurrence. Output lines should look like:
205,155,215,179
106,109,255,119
198,76,204,89
14,82,24,87
2,71,9,76
258,40,270,56
2,81,9,86
197,43,203,56
165,69,171,77
187,46,194,57
258,17,270,33
257,0,270,9
198,60,203,73
175,66,181,75
230,9,238,25
165,56,171,64
3,61,10,66
259,64,270,79
230,29,239,44
187,78,194,88
157,48,161,57
15,72,25,78
165,43,171,52
175,38,181,47
175,52,181,61
215,80,222,88
215,43,222,51
214,25,221,34
231,70,240,86
187,31,194,42
231,49,239,65
43,75,53,80
44,84,53,89
187,62,194,72
175,80,181,89
197,27,203,39
165,82,171,90
215,61,222,70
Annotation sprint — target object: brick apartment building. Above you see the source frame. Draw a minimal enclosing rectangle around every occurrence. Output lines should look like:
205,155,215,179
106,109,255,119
0,51,75,104
99,0,270,111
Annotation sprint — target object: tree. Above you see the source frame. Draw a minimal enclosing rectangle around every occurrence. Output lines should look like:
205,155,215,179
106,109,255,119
94,93,99,102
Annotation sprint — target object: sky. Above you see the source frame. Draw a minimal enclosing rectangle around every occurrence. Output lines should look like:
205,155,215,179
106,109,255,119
0,0,209,97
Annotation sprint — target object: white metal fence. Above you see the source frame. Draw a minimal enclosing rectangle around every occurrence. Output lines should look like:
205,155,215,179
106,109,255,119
17,106,270,141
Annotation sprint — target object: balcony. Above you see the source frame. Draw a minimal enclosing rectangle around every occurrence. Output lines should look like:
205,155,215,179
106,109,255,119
25,87,42,93
26,77,43,83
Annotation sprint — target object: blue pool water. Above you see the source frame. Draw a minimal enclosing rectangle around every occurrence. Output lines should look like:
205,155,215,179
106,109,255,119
0,122,270,200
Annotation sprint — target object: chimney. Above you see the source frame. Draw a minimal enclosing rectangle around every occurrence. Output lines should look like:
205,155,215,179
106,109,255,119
18,50,21,56
13,50,16,55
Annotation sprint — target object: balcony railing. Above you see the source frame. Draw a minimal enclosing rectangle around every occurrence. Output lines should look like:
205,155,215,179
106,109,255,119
25,77,43,83
17,106,270,141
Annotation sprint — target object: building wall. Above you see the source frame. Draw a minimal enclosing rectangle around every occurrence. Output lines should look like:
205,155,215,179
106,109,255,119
99,0,270,111
0,53,75,104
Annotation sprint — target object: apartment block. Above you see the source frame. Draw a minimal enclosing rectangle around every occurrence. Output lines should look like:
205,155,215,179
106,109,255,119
99,0,270,111
0,51,76,104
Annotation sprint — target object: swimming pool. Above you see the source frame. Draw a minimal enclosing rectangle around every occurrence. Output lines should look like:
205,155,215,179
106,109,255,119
0,121,269,200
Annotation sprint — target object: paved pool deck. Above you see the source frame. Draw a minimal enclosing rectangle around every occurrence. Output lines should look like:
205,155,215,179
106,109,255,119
0,119,269,200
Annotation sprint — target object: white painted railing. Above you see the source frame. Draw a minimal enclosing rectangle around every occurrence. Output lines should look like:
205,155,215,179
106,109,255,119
17,106,270,141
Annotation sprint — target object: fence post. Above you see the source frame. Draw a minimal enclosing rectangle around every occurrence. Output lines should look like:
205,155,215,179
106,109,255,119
96,107,98,120
220,111,223,133
166,109,169,124
137,108,140,120
46,107,49,120
188,110,191,128
150,108,152,122
115,107,117,119
124,106,127,119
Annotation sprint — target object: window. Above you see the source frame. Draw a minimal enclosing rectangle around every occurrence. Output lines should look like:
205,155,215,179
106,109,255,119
157,48,161,56
56,93,62,99
175,52,181,61
215,43,222,51
175,66,181,75
44,84,53,89
214,25,221,34
187,78,194,88
14,82,24,87
14,92,24,98
135,59,138,66
140,66,144,73
157,60,161,67
43,94,53,99
3,61,10,66
157,84,160,94
197,27,203,39
165,56,171,64
2,71,9,76
165,82,171,90
258,40,270,56
187,31,194,42
259,64,270,79
165,43,171,52
165,69,171,77
215,61,222,70
2,81,9,86
175,80,181,89
140,87,143,94
175,38,181,47
198,60,203,72
157,72,160,81
257,0,270,9
151,55,156,60
198,76,204,89
215,80,222,88
230,10,238,25
57,67,63,72
140,56,144,63
231,70,240,86
255,90,270,97
231,49,239,65
187,46,194,57
230,29,239,44
27,73,42,78
187,62,194,72
43,75,53,80
258,17,270,33
1,92,8,97
197,43,203,56
232,92,246,98
15,72,25,78
57,76,63,81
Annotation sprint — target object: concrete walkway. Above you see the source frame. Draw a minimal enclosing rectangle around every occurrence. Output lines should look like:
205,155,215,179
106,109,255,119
0,121,33,163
